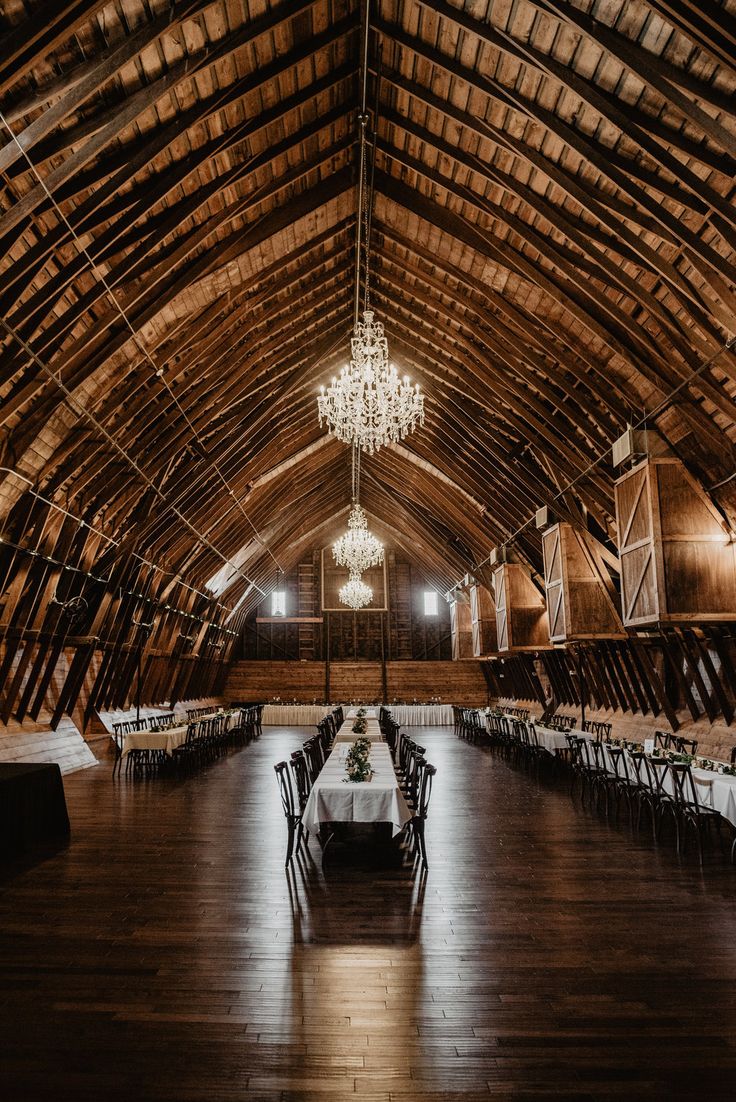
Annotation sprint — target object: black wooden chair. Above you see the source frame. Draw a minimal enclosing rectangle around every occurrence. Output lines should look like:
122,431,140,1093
583,719,612,739
654,730,672,750
669,762,724,861
290,750,312,814
303,736,324,784
408,762,436,870
274,761,304,866
670,735,699,756
626,751,660,838
403,744,426,807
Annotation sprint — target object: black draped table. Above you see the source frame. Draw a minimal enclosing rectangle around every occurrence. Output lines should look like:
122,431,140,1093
0,763,70,861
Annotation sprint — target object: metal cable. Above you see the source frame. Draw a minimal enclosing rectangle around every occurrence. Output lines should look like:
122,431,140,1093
0,105,283,575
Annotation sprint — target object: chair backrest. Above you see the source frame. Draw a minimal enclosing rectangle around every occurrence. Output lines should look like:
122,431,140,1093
671,735,698,755
565,733,582,766
290,751,311,809
274,761,297,819
577,738,598,772
399,735,415,773
654,730,671,750
303,737,324,783
184,721,198,745
669,762,704,811
648,756,672,798
628,751,655,790
583,720,612,739
416,762,437,818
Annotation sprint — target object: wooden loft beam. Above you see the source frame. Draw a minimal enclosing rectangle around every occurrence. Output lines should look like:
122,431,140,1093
376,141,736,416
374,172,736,437
376,94,736,344
0,3,356,246
0,166,353,432
0,0,109,94
415,0,736,234
374,14,736,275
0,24,357,301
533,0,736,132
646,0,736,75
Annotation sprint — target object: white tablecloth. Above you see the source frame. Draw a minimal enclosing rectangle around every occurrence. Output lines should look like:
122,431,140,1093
532,725,574,754
262,704,331,726
302,725,410,836
120,711,231,757
689,770,736,827
346,707,378,719
570,731,736,829
388,704,453,726
335,717,383,743
121,725,189,757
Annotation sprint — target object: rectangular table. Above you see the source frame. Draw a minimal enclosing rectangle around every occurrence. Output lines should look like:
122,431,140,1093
565,730,736,829
388,704,453,726
262,704,331,726
120,710,231,758
335,717,383,742
302,723,410,836
0,763,70,860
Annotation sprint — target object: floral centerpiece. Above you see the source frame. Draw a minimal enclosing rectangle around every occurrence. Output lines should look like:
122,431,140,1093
356,706,367,718
652,747,695,764
343,738,372,783
352,716,368,734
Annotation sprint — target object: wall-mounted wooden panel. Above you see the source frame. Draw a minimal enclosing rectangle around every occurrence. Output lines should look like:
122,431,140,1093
542,523,624,642
226,660,488,705
470,582,497,655
493,562,549,651
450,595,473,659
615,458,736,626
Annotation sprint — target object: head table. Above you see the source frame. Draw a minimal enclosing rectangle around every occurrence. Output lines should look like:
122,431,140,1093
301,717,411,837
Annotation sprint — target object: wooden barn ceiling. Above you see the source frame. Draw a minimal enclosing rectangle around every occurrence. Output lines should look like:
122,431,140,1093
1,0,736,616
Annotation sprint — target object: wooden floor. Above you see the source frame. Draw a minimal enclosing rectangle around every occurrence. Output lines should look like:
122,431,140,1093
2,727,736,1101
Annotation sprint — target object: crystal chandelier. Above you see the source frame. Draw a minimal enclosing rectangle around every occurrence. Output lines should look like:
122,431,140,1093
333,502,383,574
316,1,424,455
339,572,373,610
318,310,424,454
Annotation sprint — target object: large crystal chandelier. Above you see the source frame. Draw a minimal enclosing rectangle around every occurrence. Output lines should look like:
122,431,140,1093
318,310,424,454
316,0,424,455
339,572,373,610
333,502,383,574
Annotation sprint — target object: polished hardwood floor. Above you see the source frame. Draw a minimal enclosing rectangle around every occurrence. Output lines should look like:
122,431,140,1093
2,726,736,1101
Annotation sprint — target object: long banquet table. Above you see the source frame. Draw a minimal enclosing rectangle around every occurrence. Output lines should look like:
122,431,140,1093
388,703,453,726
574,730,736,830
302,718,411,836
262,703,330,726
120,710,231,758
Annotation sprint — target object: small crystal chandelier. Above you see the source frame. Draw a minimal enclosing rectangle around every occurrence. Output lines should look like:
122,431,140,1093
333,447,384,574
339,572,373,610
333,502,383,574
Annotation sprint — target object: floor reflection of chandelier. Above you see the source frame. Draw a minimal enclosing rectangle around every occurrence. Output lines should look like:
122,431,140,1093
333,503,383,575
339,572,373,610
318,310,424,454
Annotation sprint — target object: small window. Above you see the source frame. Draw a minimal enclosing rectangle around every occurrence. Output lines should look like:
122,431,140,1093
423,590,438,616
271,590,286,617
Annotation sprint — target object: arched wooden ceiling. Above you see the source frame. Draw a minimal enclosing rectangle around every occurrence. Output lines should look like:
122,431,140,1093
1,0,736,620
